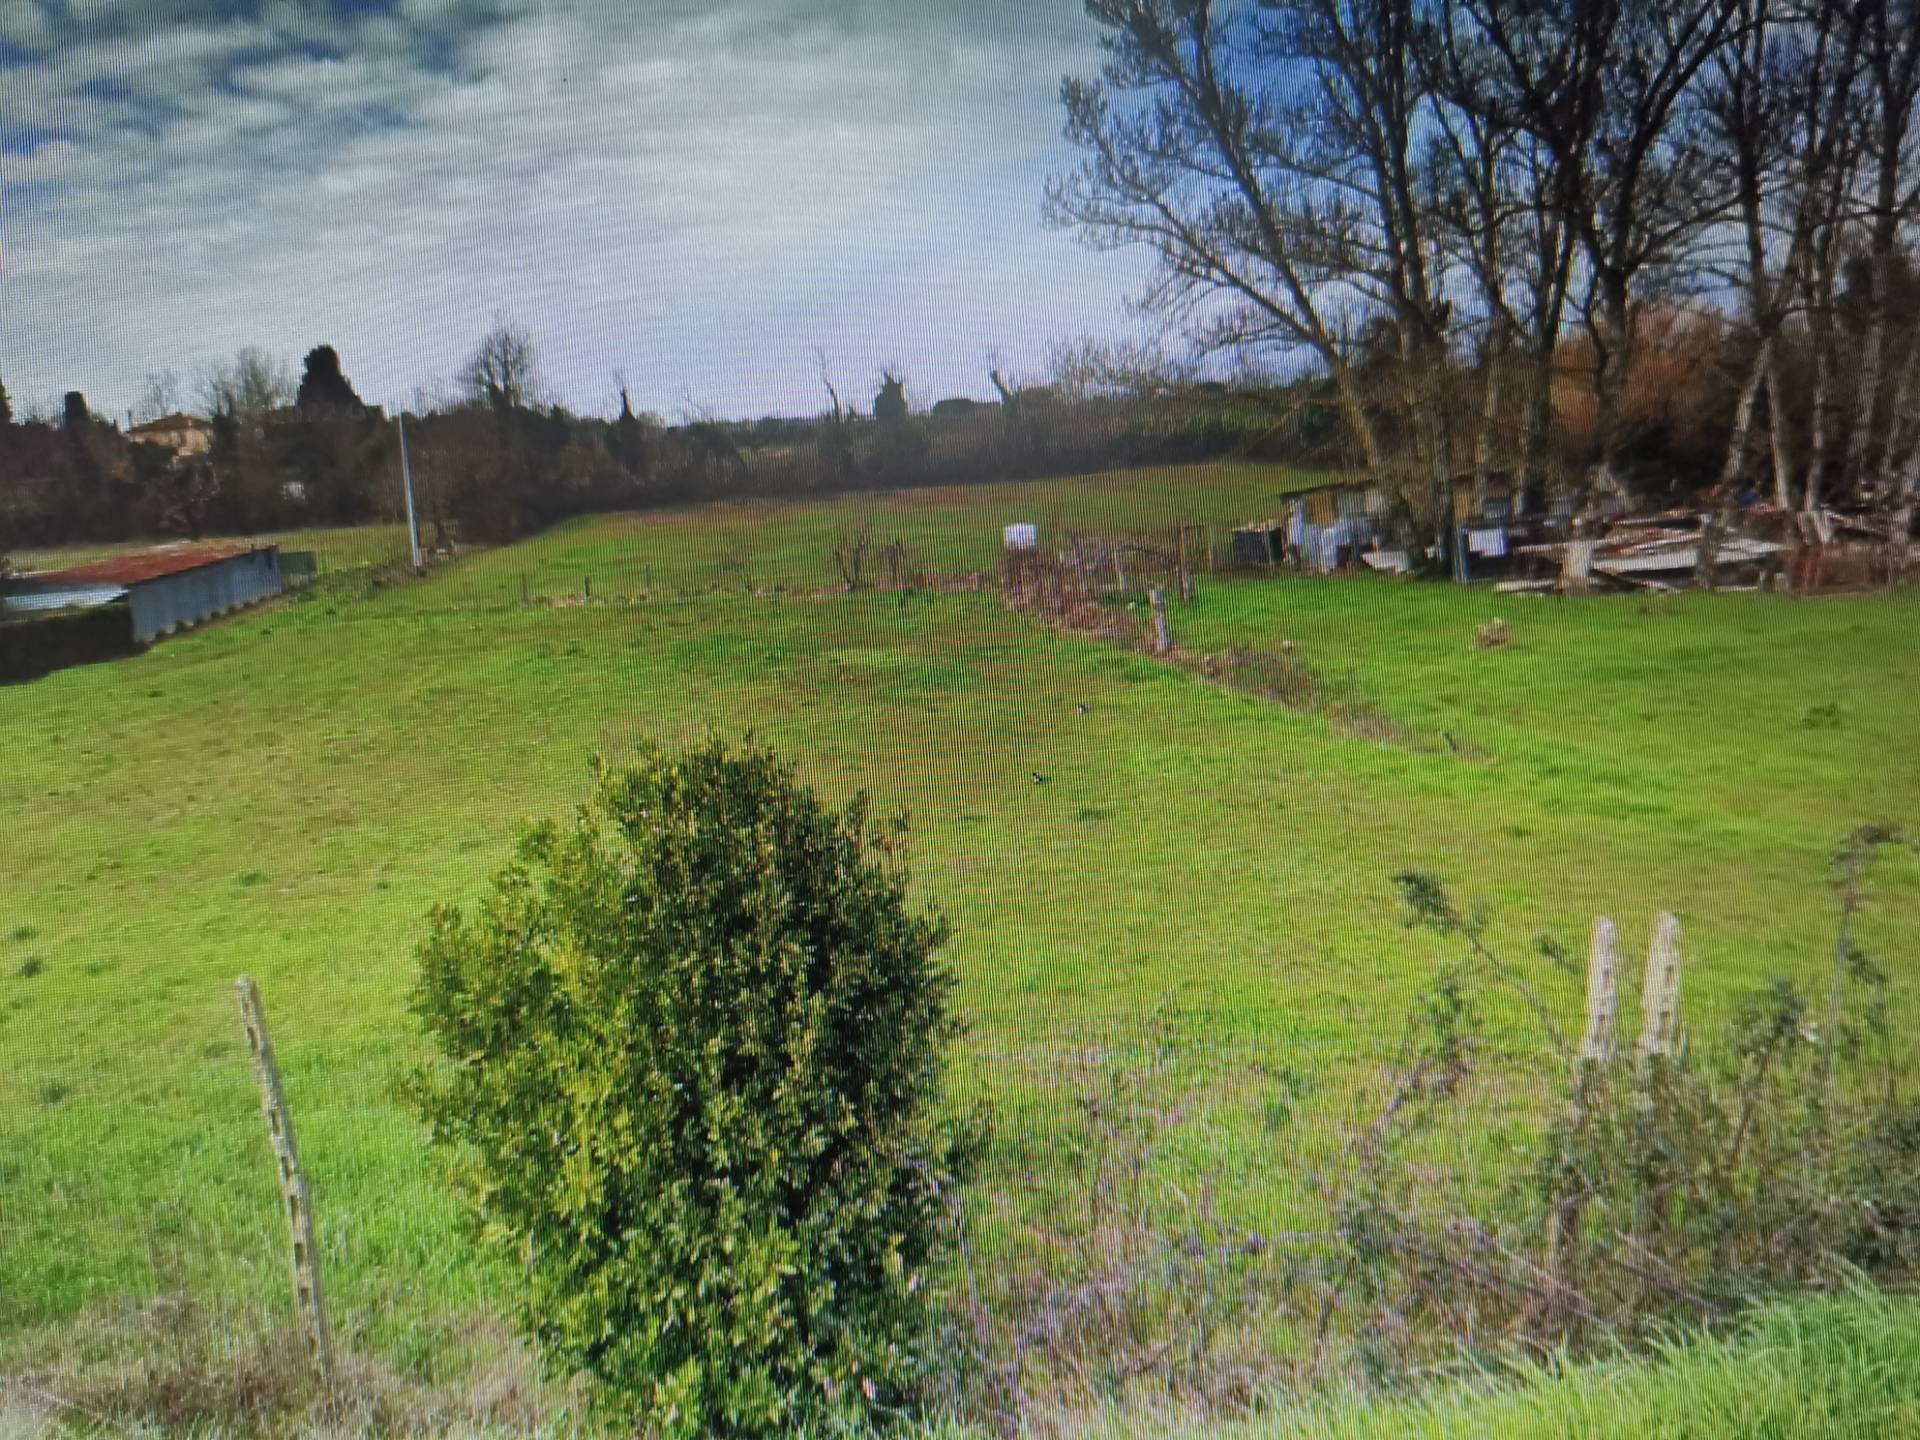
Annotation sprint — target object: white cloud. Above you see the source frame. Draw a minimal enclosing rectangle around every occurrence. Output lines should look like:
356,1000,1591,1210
0,0,1152,421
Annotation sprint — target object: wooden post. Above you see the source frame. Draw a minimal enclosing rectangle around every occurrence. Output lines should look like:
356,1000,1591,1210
1578,916,1621,1066
1150,587,1171,654
235,977,332,1381
1636,914,1684,1063
583,574,592,600
520,573,530,607
1207,525,1218,573
1561,539,1595,594
1111,548,1129,594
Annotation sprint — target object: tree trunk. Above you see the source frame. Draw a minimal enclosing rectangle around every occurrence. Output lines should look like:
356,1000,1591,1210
1876,334,1920,494
1589,276,1633,493
1806,330,1836,514
1472,320,1509,513
1803,236,1845,513
1518,338,1557,495
1765,347,1796,508
1329,354,1385,473
1844,246,1890,494
1716,334,1772,494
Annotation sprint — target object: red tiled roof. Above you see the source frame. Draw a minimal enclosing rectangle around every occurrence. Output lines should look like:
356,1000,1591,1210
30,545,266,588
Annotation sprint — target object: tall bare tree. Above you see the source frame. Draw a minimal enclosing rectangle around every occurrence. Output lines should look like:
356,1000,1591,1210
1844,0,1920,490
198,347,293,419
1418,0,1579,503
1444,0,1743,489
1052,0,1470,555
1702,0,1863,504
461,320,542,411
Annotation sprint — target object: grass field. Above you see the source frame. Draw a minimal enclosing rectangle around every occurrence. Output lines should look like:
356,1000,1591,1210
3,460,1917,1427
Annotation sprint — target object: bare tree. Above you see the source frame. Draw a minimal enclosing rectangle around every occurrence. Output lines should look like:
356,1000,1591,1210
136,370,183,423
1452,0,1744,490
461,319,542,411
1703,0,1865,505
1054,0,1493,562
1845,0,1920,491
198,347,293,419
1048,335,1199,397
1050,1,1398,471
1418,0,1580,503
815,348,848,425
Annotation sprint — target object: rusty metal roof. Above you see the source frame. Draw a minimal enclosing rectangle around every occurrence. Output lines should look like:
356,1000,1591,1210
26,544,267,589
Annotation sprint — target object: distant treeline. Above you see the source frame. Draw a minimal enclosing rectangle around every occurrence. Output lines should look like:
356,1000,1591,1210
0,330,1360,559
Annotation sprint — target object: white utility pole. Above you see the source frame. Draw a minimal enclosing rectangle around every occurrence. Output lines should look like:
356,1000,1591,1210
397,414,424,573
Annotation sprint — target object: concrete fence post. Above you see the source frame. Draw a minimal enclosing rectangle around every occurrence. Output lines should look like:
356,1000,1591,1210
1150,587,1172,655
1578,916,1621,1066
1637,913,1684,1063
235,977,333,1382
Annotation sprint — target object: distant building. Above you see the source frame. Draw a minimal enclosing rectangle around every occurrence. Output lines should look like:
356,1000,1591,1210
2,545,283,643
127,413,214,463
1233,481,1400,572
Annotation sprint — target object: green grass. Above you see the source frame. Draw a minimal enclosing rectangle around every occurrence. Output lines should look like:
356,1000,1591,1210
7,1296,1914,1437
903,1295,1920,1439
14,525,410,576
2,462,1916,1428
395,459,1324,607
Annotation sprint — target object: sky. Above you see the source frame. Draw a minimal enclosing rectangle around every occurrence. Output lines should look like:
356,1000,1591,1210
0,0,1155,423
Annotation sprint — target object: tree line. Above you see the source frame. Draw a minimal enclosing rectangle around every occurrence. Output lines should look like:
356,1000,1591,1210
1051,0,1920,541
0,320,1326,568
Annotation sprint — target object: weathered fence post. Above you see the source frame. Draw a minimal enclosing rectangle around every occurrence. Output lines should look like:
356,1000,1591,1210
1544,915,1625,1296
1149,587,1172,655
235,977,332,1382
1561,539,1595,594
1636,913,1684,1063
1111,548,1129,594
1578,916,1621,1066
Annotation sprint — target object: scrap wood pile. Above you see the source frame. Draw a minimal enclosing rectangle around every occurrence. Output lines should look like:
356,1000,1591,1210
1498,502,1917,595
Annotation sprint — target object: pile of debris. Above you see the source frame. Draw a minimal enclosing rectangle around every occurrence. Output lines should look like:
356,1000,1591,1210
1493,503,1916,595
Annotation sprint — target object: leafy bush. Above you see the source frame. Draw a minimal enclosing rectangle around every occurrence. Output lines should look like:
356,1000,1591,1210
408,739,973,1437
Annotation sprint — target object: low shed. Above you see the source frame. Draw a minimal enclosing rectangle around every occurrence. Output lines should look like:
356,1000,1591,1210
3,545,285,643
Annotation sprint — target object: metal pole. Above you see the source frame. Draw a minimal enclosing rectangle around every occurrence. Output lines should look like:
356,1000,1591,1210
397,414,424,573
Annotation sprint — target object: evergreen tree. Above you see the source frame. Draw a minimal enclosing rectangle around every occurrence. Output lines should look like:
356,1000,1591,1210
295,344,365,409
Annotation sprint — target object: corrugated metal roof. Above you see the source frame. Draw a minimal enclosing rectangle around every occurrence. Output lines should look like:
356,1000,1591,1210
24,544,265,589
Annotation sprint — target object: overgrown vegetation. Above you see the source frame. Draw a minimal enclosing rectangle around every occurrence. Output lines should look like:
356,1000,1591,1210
407,740,975,1437
1323,840,1920,1372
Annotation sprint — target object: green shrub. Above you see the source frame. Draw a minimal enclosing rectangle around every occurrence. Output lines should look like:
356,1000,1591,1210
407,738,972,1437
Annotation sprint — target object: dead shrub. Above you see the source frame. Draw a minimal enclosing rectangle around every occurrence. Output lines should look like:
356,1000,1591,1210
1474,618,1512,649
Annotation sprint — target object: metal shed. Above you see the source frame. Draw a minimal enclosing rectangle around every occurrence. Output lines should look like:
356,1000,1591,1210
2,545,285,643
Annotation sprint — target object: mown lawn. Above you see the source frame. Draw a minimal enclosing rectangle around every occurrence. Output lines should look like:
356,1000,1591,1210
2,465,1916,1416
